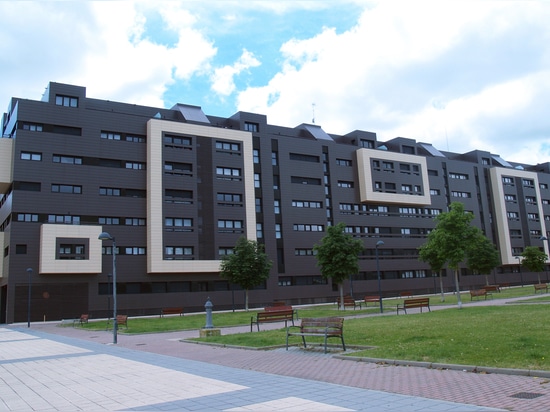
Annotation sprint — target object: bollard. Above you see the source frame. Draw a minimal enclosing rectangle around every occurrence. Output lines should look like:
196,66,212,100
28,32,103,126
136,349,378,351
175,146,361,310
204,297,214,329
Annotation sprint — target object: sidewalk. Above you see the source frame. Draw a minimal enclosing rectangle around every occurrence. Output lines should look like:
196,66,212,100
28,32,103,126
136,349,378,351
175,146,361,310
3,296,550,411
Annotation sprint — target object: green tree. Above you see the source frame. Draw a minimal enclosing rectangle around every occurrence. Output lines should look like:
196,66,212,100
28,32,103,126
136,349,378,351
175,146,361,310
418,241,447,302
219,237,273,311
466,235,500,286
418,202,479,308
521,246,548,284
314,222,364,310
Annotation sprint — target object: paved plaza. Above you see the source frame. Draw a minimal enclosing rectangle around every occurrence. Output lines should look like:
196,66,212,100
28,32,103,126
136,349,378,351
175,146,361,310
2,298,550,411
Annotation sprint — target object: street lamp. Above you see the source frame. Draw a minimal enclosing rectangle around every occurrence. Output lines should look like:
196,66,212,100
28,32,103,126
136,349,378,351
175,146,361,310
98,232,117,344
27,268,33,327
515,256,524,287
375,240,384,313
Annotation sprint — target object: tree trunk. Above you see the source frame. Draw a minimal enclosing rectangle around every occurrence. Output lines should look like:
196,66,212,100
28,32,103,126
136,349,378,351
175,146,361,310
245,289,249,311
454,268,462,309
339,284,345,311
485,274,490,286
439,271,445,302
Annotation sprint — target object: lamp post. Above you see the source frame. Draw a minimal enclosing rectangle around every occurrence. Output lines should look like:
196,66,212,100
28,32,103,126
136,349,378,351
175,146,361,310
515,256,523,287
27,268,33,327
99,232,117,344
375,240,384,313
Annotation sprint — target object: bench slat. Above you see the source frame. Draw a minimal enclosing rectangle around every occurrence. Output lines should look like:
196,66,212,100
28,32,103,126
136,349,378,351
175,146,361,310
397,298,430,314
251,308,295,332
286,317,345,353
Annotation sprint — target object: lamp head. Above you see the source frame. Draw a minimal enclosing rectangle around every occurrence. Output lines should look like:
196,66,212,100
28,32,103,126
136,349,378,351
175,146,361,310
98,232,113,241
376,240,384,247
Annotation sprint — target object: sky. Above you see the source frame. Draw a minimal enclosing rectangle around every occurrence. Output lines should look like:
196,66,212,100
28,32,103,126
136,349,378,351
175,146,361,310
1,1,549,165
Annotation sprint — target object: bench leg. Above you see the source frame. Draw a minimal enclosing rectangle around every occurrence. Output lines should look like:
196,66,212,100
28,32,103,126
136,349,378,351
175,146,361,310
324,333,328,354
301,335,307,349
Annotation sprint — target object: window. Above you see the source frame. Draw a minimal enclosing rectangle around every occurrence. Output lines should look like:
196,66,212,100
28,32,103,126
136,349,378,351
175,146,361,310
256,223,263,239
337,181,354,188
99,217,120,225
101,131,121,140
430,189,440,195
526,196,537,204
164,134,192,147
295,249,317,256
360,139,374,148
244,122,259,132
504,194,517,202
53,155,82,164
216,167,241,180
273,175,279,190
22,123,43,132
253,149,260,164
523,179,534,187
218,220,243,232
165,218,193,231
219,247,234,256
449,172,468,180
274,200,280,214
451,191,471,198
125,218,146,226
541,183,549,190
17,214,38,222
21,152,41,161
528,213,539,221
401,184,412,192
272,151,278,166
164,162,191,175
382,161,394,171
48,215,80,224
125,247,146,255
55,95,78,107
502,176,514,185
507,211,519,220
217,193,242,204
58,244,85,260
275,223,282,239
51,184,82,194
99,187,121,196
215,141,240,152
336,159,352,166
291,176,321,185
254,173,261,188
126,162,146,170
293,224,323,232
292,200,322,208
255,198,262,213
165,246,193,259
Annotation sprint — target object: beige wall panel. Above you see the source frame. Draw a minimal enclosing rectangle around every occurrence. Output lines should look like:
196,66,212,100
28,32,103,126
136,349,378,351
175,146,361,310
39,224,103,274
147,119,255,274
0,138,14,194
356,148,432,205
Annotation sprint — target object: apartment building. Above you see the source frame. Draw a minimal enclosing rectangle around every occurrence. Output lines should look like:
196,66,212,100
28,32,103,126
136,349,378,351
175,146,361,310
1,82,549,323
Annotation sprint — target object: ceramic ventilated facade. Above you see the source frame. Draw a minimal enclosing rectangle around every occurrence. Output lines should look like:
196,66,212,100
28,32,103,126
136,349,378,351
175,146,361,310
1,82,550,323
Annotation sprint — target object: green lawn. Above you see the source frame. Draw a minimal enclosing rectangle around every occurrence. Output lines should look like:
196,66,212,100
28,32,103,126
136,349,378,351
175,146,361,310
76,285,550,371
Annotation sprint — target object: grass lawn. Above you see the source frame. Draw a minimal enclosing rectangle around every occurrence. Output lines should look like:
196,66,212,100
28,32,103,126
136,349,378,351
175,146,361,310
76,285,550,370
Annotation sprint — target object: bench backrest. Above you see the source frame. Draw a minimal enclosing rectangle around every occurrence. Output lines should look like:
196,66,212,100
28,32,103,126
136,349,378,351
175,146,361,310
470,289,486,295
403,298,429,307
364,295,379,302
264,305,293,312
336,296,355,304
300,317,344,335
116,315,128,324
257,310,294,320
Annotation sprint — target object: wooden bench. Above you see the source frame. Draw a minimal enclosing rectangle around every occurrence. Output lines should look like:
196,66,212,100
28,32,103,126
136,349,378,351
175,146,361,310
286,317,345,354
363,295,380,307
251,307,295,332
160,307,184,317
108,314,128,330
397,297,431,314
399,291,413,298
534,283,548,294
336,295,358,310
470,289,491,301
484,285,500,293
77,314,88,326
264,305,298,320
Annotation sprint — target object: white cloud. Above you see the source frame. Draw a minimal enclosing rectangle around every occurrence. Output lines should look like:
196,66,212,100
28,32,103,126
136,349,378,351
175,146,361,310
237,1,550,164
211,49,261,96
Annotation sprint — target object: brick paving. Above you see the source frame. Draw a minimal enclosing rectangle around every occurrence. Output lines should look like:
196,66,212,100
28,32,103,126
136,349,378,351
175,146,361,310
3,296,550,411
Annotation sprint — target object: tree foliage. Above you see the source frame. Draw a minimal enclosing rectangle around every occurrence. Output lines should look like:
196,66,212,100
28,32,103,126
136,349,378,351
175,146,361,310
466,235,500,285
219,237,272,310
418,202,481,308
521,246,548,284
314,222,364,309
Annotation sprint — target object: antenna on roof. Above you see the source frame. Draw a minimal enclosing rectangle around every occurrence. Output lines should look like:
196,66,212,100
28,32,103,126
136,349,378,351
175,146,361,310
312,103,316,124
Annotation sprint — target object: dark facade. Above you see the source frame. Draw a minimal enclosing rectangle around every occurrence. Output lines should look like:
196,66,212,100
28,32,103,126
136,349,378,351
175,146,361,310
1,82,549,323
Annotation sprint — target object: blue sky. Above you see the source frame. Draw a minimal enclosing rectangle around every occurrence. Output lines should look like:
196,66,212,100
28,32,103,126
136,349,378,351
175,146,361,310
1,1,550,165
